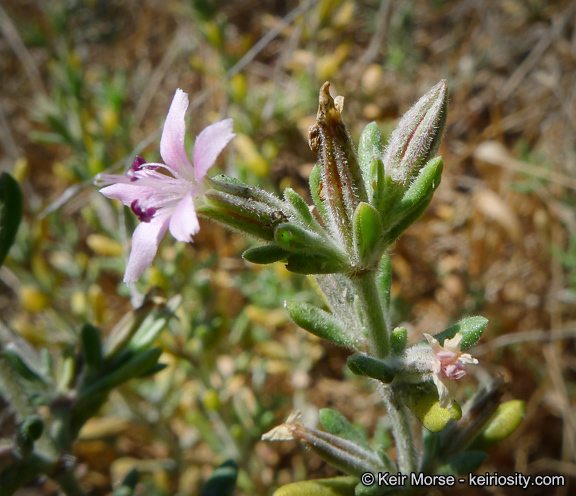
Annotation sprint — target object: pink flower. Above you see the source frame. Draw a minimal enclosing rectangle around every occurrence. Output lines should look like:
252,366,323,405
97,89,235,283
423,332,478,408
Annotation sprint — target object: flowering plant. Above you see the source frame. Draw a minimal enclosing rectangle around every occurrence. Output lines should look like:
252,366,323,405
0,81,524,495
95,81,523,494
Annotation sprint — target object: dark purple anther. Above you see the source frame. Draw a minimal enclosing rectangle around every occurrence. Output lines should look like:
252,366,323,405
127,156,147,181
131,200,156,222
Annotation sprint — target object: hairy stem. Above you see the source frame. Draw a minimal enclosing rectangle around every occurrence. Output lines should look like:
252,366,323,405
351,272,389,358
379,384,417,474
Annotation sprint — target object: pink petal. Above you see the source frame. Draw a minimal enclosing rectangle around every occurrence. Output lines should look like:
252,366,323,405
193,118,235,184
168,193,200,242
124,211,171,283
100,183,159,207
160,89,194,180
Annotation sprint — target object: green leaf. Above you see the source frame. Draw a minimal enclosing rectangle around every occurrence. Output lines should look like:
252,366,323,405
285,253,346,275
353,203,383,266
16,415,44,457
129,295,181,353
199,191,277,242
138,362,168,377
208,174,251,194
200,459,238,496
243,245,289,264
319,409,371,451
274,223,324,254
273,477,357,496
285,301,355,349
358,122,383,189
79,347,162,397
358,123,385,208
382,191,434,248
431,316,488,351
284,187,314,225
104,294,180,361
390,327,407,355
346,355,395,383
199,203,276,241
470,400,525,450
2,349,46,385
17,416,44,444
368,158,386,210
207,175,283,208
382,156,443,238
0,172,23,268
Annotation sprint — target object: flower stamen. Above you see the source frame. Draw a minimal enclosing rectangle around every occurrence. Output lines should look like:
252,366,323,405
131,200,156,222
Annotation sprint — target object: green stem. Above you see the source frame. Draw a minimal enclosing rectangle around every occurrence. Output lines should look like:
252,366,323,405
54,463,87,496
351,272,389,358
0,453,54,496
379,384,417,475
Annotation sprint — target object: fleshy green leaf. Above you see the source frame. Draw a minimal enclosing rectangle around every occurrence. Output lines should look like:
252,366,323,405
382,156,443,237
2,349,46,385
200,459,238,496
390,327,407,355
353,203,383,266
358,122,383,167
358,122,383,198
284,187,314,225
285,253,346,274
0,172,23,268
207,175,283,208
79,347,163,397
368,158,386,210
432,316,488,351
470,400,525,450
198,193,277,242
382,194,434,248
128,295,181,353
274,223,324,254
286,301,355,349
243,245,289,264
347,355,395,383
319,409,372,451
17,416,44,444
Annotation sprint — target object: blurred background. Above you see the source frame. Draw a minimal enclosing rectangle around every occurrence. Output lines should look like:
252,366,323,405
1,0,575,494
